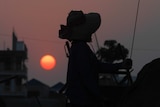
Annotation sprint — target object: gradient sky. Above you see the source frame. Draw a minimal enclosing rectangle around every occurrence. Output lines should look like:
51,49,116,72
0,0,160,86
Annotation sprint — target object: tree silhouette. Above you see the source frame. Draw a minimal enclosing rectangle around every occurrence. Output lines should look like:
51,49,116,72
96,40,129,63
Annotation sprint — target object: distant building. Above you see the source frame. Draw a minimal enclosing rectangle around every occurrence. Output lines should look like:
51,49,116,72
50,82,64,93
0,31,28,96
26,78,50,98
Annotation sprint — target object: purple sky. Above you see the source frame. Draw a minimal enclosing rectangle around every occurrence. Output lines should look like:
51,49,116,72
0,0,160,86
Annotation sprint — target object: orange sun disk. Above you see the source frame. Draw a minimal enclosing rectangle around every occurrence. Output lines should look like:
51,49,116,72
40,55,56,70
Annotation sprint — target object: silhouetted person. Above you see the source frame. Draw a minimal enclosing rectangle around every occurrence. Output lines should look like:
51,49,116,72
59,10,132,107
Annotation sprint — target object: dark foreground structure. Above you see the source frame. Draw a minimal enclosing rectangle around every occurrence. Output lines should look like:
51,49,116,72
118,58,160,107
1,57,160,107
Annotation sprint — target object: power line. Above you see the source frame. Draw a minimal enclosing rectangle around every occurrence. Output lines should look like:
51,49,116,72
22,36,62,44
0,33,63,44
130,0,141,58
133,48,160,52
0,33,11,37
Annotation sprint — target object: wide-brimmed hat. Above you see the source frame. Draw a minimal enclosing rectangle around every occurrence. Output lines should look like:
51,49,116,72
59,10,101,42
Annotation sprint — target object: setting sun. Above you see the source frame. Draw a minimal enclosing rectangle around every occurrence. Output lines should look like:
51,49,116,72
40,55,56,70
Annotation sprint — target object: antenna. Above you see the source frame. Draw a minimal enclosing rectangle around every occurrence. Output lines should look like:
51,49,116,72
3,41,6,50
94,33,100,51
130,0,141,58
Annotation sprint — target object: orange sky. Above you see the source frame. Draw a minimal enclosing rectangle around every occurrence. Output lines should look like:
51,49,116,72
0,0,160,86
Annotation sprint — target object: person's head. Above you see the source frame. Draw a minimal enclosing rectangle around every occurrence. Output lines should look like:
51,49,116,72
59,10,101,42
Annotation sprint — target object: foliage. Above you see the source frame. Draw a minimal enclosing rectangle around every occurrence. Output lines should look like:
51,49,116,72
96,40,129,63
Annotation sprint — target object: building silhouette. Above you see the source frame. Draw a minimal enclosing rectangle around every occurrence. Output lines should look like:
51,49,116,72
0,31,28,96
27,78,50,98
0,31,66,107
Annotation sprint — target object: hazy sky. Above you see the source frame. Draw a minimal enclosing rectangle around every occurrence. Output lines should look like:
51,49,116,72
0,0,160,86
